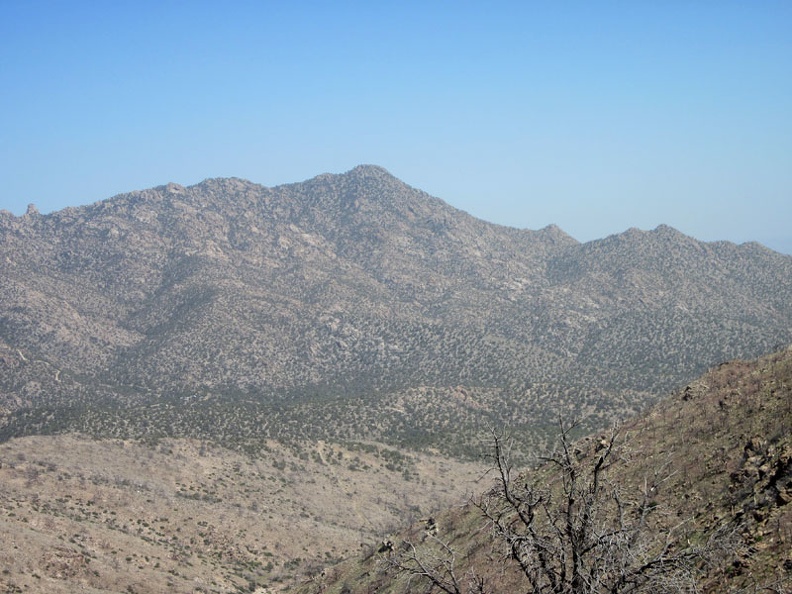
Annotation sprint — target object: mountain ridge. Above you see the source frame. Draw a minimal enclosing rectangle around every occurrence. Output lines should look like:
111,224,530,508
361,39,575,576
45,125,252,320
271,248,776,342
2,165,783,255
1,166,790,455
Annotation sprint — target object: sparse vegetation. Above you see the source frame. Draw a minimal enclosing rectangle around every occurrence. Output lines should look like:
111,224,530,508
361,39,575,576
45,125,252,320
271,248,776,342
0,434,483,593
298,347,792,593
1,168,791,592
1,168,791,459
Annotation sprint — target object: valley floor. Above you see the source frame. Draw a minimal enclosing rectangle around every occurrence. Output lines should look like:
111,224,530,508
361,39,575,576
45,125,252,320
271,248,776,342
0,434,484,593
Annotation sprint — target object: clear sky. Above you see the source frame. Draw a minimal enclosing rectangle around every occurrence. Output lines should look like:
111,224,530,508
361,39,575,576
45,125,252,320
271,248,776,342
1,1,791,254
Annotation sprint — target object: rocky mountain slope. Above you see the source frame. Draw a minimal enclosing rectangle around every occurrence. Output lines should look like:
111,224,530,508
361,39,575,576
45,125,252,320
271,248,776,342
1,165,791,454
297,346,792,594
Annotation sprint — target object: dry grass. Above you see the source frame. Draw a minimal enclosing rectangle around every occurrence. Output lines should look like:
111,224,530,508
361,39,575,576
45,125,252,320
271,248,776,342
0,434,485,593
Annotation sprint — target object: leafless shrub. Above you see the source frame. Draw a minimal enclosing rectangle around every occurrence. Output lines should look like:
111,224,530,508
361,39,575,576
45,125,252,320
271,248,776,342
389,534,487,594
392,419,708,593
477,420,706,593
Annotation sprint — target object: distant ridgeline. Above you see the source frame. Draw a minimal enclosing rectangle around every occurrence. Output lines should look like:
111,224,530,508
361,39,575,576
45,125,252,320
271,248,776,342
1,165,791,455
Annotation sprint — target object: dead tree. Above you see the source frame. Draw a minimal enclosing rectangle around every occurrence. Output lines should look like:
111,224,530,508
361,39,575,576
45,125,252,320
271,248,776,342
389,534,487,594
392,419,705,594
475,420,703,593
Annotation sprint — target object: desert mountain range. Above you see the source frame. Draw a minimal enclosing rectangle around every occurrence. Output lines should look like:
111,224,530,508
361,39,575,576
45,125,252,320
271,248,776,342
1,165,791,592
1,165,791,454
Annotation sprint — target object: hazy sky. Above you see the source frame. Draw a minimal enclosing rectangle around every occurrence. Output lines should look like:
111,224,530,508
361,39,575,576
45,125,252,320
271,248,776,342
2,1,790,254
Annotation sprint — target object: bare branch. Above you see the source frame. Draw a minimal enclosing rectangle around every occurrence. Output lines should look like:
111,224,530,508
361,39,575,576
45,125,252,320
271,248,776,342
395,420,709,594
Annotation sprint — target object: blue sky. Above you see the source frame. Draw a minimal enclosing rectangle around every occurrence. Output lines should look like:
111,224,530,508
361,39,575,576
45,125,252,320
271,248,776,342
2,1,791,254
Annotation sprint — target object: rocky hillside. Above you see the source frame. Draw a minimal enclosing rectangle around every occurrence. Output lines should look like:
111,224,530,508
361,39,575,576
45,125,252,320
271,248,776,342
1,165,791,454
2,347,789,594
298,347,792,593
0,434,484,593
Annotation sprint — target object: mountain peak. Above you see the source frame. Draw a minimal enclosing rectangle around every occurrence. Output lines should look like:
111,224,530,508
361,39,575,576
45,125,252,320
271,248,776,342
346,164,393,177
538,224,577,244
335,164,404,188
